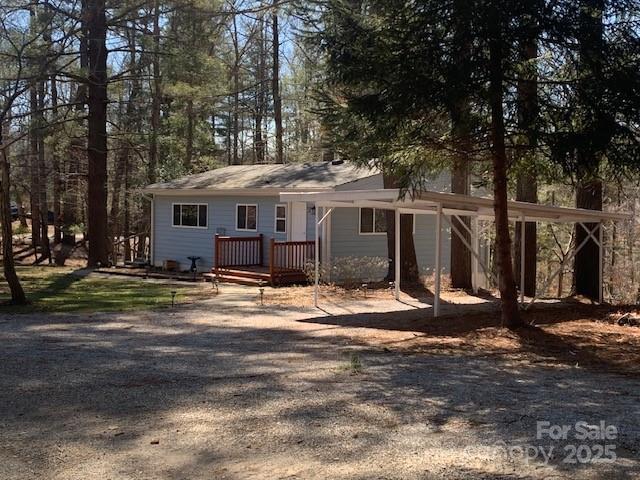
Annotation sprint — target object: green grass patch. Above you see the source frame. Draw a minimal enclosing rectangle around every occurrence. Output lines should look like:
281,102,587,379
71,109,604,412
0,266,205,314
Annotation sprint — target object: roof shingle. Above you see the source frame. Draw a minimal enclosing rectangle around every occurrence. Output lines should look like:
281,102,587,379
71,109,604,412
145,162,378,191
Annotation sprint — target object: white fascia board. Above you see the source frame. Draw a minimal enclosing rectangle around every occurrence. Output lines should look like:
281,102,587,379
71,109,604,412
280,189,399,203
283,189,632,223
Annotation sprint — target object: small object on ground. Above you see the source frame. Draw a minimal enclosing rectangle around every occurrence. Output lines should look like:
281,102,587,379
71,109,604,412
131,257,148,268
611,312,640,327
163,259,178,272
617,313,631,326
150,439,159,445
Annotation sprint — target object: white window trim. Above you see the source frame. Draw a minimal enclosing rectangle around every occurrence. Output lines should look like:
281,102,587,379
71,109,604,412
274,204,287,234
235,203,258,232
358,208,416,235
171,202,208,229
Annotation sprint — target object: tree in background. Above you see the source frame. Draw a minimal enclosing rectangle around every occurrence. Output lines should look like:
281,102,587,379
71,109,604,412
543,0,640,300
0,0,324,296
448,0,473,290
314,0,532,325
2,0,638,312
312,0,640,324
1,119,27,304
85,0,109,267
514,0,541,297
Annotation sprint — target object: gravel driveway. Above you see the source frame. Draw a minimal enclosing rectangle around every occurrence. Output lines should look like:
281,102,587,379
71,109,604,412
1,286,638,479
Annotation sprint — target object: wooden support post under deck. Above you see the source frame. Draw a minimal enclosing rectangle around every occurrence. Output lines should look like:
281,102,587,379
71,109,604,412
269,238,275,286
314,203,319,307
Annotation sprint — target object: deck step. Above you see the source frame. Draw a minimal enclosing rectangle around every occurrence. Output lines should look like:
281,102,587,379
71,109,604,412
213,268,272,281
205,273,268,286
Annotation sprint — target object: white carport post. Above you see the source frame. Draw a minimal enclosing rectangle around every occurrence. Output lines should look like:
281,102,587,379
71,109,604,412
519,212,526,305
314,205,333,308
471,217,479,294
394,208,401,300
434,203,442,317
598,221,604,304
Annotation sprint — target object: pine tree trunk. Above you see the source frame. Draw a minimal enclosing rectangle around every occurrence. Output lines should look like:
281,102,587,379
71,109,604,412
0,124,27,304
232,13,240,165
514,2,539,297
185,100,194,170
450,158,471,288
572,0,604,301
558,268,564,298
123,153,131,262
36,78,51,262
449,0,472,289
86,0,109,267
109,137,126,241
272,3,284,164
255,14,266,164
148,0,160,185
43,3,61,246
14,188,28,228
488,10,522,328
61,4,88,249
320,121,334,162
515,175,537,296
574,179,602,300
383,174,419,284
29,85,41,254
51,74,62,244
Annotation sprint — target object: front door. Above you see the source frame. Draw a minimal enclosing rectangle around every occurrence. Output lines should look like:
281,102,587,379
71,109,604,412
289,202,307,241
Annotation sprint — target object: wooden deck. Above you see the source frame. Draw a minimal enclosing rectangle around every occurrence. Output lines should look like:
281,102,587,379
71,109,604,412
207,265,308,287
211,235,314,286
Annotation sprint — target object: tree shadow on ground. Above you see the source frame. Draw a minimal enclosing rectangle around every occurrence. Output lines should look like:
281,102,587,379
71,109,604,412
299,301,598,335
0,304,637,479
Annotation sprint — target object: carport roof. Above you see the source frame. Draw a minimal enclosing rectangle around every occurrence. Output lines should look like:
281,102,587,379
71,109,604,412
280,188,632,223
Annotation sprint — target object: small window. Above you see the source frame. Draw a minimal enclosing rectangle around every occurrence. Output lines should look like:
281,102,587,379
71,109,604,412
236,204,257,231
275,204,286,233
360,208,388,234
359,208,415,235
173,203,207,228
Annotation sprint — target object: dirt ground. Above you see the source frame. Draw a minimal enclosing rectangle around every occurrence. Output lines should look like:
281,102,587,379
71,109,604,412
0,284,639,479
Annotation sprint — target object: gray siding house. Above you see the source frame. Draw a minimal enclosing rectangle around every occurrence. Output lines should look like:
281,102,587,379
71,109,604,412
143,161,451,282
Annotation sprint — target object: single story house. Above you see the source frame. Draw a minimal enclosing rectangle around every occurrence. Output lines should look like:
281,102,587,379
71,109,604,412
143,160,452,284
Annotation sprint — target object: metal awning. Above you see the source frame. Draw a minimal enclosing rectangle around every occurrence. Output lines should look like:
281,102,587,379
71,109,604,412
280,188,631,223
279,188,632,317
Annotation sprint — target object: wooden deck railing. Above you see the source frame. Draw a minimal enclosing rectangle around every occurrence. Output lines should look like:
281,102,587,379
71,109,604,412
213,235,315,285
214,234,263,271
269,239,315,279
